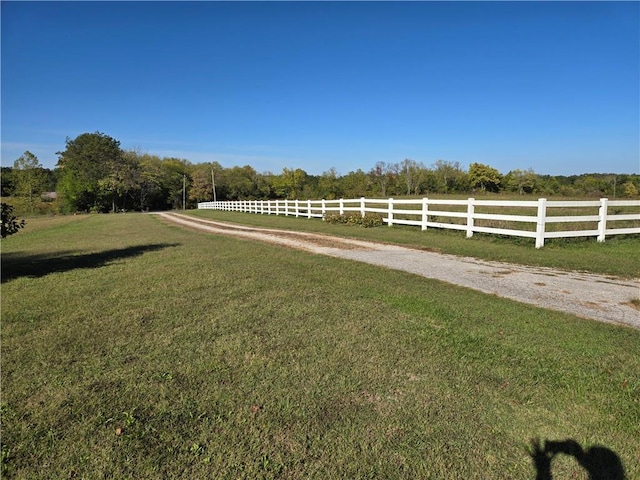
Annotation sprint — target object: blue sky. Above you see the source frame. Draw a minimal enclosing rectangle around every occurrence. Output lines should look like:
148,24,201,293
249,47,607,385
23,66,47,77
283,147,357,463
2,1,639,176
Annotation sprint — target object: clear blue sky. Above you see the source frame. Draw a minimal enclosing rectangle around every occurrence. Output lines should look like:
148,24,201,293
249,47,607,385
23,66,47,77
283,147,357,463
2,1,639,176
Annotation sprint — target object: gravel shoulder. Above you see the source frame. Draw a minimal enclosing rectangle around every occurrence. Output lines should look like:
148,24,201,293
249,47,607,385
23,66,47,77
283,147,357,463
158,212,640,330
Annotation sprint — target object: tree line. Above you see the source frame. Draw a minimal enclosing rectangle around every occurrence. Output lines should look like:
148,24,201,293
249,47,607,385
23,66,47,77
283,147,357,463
3,131,639,214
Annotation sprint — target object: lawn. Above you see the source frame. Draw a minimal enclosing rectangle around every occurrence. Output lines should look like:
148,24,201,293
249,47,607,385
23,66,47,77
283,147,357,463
187,209,640,279
1,213,638,479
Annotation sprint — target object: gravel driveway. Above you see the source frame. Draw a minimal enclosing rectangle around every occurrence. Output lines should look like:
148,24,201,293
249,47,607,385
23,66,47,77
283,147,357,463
158,212,640,330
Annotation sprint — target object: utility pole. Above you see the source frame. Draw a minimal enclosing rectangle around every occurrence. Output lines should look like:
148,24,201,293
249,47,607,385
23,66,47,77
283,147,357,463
183,174,186,210
212,169,217,202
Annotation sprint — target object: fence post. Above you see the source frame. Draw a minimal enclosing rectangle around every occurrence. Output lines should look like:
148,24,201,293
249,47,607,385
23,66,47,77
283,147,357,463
339,198,344,216
597,198,608,242
388,198,394,227
295,199,299,218
360,197,366,218
535,198,547,249
421,197,429,231
466,198,475,238
322,199,326,219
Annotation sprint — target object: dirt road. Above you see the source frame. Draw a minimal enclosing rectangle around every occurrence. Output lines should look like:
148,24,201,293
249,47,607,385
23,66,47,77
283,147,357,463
157,212,640,330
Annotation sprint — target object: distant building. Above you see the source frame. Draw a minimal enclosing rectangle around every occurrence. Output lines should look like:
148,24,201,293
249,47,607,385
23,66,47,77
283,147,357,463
41,192,57,201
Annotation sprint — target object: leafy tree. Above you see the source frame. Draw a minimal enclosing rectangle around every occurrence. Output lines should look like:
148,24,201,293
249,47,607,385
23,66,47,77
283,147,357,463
1,167,15,196
12,151,47,212
622,181,638,197
400,158,425,195
56,132,124,212
272,168,308,199
98,150,139,212
1,203,25,238
188,162,224,203
469,162,502,193
504,169,538,195
255,172,275,199
189,168,214,203
317,167,342,199
574,175,607,197
371,161,398,197
340,169,371,198
432,160,468,193
133,154,166,211
536,175,561,196
217,165,257,200
160,158,192,209
419,168,441,194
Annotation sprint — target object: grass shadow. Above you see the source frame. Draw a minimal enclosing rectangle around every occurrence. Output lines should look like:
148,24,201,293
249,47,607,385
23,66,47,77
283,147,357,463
1,243,180,283
529,438,626,480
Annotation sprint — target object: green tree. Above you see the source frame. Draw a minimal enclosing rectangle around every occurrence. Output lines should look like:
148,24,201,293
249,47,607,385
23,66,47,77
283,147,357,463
133,154,166,211
272,168,308,199
504,169,538,195
1,203,25,238
12,151,47,212
218,165,258,200
370,161,399,197
98,150,139,212
56,132,124,212
160,158,192,209
1,167,15,197
468,162,502,193
622,181,639,197
340,169,371,198
317,167,342,199
432,160,468,193
400,158,425,195
188,162,223,203
574,175,607,197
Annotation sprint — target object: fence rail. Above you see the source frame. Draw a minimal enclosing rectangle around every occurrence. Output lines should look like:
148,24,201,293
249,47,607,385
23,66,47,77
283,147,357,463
198,197,640,248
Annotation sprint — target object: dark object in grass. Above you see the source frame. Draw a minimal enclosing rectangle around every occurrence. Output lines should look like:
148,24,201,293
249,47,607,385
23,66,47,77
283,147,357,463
529,438,626,480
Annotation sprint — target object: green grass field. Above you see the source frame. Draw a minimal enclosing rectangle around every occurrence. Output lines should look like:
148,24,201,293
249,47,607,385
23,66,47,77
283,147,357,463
2,213,639,479
186,209,640,279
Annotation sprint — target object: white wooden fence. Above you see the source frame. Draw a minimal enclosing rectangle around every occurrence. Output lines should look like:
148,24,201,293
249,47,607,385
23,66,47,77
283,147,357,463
197,197,640,248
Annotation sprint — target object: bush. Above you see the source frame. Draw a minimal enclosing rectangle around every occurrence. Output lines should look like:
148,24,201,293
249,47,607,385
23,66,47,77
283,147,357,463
323,212,385,228
1,203,26,238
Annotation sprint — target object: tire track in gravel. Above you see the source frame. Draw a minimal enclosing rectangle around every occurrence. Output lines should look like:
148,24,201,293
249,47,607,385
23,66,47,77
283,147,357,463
156,212,640,329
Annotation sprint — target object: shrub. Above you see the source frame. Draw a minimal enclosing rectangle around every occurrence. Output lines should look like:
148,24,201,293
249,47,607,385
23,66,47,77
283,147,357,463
323,212,384,228
1,203,26,238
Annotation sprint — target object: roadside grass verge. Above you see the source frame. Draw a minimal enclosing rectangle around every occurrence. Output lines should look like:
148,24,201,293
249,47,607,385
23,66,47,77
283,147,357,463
187,209,640,278
2,214,639,479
